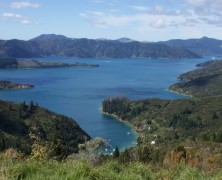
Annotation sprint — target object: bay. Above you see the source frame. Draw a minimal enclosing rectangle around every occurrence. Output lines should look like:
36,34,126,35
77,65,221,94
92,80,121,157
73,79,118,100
0,57,209,151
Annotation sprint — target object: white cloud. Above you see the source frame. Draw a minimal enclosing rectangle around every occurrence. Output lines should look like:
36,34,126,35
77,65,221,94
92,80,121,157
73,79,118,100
79,0,222,36
130,6,149,11
1,12,32,25
150,19,166,28
21,19,31,24
80,11,185,29
184,0,207,7
2,13,14,17
15,14,24,18
182,0,222,27
11,1,40,9
2,13,25,18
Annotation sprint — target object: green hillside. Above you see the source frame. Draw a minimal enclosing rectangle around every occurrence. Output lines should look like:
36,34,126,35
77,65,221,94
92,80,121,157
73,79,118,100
103,96,222,144
0,100,90,156
169,60,222,97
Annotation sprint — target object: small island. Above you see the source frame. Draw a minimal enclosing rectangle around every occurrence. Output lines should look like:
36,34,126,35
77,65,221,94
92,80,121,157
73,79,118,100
0,57,99,69
0,81,34,90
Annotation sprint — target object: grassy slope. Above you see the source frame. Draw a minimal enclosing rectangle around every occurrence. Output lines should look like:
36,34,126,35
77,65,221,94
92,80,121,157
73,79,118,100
1,158,221,180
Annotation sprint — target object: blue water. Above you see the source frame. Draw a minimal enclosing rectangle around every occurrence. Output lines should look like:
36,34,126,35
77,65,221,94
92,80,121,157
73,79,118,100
0,57,210,150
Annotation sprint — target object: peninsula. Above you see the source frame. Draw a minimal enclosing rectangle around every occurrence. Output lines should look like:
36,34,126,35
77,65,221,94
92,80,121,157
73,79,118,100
0,81,34,90
0,57,99,69
169,60,222,97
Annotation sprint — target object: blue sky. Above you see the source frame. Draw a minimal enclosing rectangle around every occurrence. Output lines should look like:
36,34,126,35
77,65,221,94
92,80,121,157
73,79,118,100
0,0,222,41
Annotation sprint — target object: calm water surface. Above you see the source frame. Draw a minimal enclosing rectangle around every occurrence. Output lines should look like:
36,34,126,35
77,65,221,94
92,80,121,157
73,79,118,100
0,57,210,150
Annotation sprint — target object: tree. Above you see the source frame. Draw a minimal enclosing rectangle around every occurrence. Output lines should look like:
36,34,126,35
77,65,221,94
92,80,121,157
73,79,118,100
120,148,131,163
113,146,120,158
137,137,142,145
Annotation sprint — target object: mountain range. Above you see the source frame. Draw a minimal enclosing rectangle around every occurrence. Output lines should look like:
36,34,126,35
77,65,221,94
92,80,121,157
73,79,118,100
0,34,202,59
161,36,222,56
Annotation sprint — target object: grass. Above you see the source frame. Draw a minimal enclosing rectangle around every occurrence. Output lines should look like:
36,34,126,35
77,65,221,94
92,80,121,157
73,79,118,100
0,158,221,180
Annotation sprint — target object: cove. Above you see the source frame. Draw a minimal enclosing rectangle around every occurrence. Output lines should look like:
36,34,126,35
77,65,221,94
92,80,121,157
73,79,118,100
0,57,208,151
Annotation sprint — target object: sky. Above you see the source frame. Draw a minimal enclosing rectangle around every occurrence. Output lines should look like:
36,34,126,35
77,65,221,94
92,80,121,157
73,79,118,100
0,0,222,41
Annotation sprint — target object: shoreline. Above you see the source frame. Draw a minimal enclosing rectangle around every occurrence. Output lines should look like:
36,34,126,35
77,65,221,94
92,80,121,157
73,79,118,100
0,81,34,91
167,88,193,98
100,108,140,138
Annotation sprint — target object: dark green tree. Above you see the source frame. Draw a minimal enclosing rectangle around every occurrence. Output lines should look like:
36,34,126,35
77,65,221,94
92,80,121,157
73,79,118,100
113,146,120,158
119,148,130,163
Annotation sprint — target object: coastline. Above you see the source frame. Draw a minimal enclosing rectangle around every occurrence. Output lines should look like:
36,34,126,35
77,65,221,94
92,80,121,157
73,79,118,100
167,88,193,98
100,108,139,138
0,81,34,91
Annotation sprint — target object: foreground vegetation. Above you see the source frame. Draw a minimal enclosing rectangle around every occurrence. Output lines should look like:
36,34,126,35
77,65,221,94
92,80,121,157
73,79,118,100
0,155,221,180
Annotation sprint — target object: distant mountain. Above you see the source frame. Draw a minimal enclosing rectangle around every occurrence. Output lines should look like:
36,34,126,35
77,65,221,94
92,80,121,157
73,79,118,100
0,34,200,59
30,34,69,41
116,37,135,43
161,37,222,56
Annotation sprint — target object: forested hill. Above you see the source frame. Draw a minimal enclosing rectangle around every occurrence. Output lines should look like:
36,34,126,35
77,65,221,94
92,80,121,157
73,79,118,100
169,60,222,97
0,34,200,59
0,100,90,156
103,96,222,144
